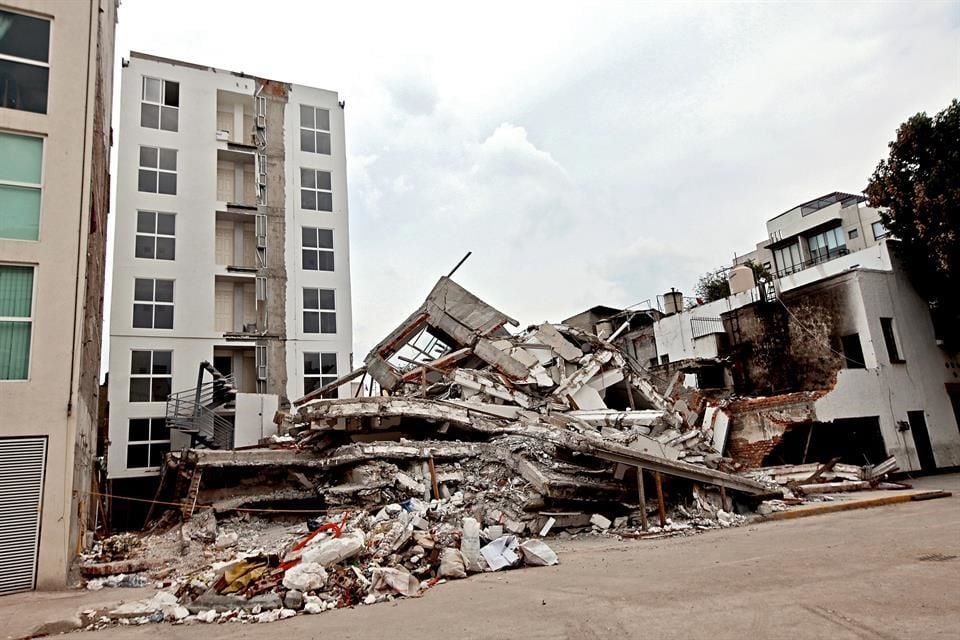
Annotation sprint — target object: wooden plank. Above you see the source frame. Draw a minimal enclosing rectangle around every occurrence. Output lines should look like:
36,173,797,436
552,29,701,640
294,366,368,406
654,471,667,527
637,467,649,531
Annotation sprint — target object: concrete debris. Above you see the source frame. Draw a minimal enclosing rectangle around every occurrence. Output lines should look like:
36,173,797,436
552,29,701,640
76,277,914,631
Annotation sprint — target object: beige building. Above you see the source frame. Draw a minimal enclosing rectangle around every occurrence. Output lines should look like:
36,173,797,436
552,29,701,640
0,0,117,593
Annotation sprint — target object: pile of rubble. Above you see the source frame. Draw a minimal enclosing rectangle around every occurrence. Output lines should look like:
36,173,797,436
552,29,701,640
81,277,792,628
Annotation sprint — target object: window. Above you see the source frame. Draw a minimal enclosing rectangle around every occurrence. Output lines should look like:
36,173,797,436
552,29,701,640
0,9,50,114
302,227,334,271
135,211,175,260
300,168,332,211
141,77,179,131
880,317,904,363
0,265,33,380
138,146,177,195
304,352,338,396
773,241,802,276
303,288,336,334
126,418,170,468
129,350,172,402
0,132,42,240
848,228,859,240
872,221,889,240
806,226,846,263
840,333,866,369
300,105,331,154
133,278,174,329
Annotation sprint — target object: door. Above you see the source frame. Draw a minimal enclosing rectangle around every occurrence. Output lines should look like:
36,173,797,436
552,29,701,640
907,410,937,472
0,437,47,595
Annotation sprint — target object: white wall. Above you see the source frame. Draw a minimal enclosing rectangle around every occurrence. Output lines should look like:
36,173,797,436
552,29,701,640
283,84,353,401
814,267,960,470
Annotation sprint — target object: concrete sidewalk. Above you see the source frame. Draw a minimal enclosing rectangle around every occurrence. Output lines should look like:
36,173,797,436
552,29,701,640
1,586,155,640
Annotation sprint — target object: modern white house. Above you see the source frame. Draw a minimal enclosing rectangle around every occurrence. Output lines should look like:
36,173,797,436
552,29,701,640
565,192,960,473
0,0,117,592
107,53,352,488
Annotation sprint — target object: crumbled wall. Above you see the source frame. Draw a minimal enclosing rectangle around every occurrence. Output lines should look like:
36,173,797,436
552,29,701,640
724,392,823,467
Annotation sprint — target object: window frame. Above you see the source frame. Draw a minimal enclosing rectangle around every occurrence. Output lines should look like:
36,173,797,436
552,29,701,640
126,417,171,469
134,210,176,261
301,226,335,272
138,146,178,195
132,278,175,329
128,349,173,403
300,168,333,211
0,8,51,115
879,317,905,364
302,287,336,334
0,131,44,241
303,351,338,397
0,263,36,381
299,105,332,155
140,76,180,132
872,221,889,241
773,241,802,277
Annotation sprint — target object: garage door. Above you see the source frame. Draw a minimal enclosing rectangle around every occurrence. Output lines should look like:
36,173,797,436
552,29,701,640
0,437,47,595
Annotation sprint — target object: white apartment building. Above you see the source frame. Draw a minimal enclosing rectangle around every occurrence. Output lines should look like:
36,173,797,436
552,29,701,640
0,0,117,592
107,53,352,486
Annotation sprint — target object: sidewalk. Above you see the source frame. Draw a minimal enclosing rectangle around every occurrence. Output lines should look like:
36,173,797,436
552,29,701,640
1,586,155,640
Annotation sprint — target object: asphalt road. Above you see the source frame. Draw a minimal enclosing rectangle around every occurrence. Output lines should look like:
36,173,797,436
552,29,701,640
39,475,960,639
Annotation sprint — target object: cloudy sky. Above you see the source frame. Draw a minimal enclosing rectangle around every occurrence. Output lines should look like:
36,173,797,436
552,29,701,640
109,0,960,358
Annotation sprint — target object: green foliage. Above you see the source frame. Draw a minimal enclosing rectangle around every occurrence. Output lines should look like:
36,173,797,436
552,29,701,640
865,99,960,350
695,269,730,303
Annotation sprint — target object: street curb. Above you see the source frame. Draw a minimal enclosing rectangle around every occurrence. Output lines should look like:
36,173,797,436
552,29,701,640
761,489,952,521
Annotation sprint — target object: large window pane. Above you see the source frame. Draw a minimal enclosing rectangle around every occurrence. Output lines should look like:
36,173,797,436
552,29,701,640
316,132,331,155
158,172,177,195
138,170,156,193
128,418,150,441
127,444,149,468
316,192,333,211
152,351,172,374
0,184,41,240
317,252,334,271
0,320,30,379
320,313,337,334
154,305,174,329
0,59,47,114
0,133,43,183
129,378,150,402
0,10,50,62
0,265,33,316
318,289,335,309
130,350,152,374
132,304,153,328
300,129,315,153
140,103,160,129
134,235,154,258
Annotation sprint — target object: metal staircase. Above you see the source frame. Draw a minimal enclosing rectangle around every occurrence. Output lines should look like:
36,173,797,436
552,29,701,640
165,361,237,449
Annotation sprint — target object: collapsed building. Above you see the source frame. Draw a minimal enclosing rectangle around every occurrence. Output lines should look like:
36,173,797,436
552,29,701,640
73,269,915,628
564,192,960,474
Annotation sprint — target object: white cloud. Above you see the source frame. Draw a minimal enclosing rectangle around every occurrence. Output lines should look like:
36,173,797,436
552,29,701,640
107,0,960,364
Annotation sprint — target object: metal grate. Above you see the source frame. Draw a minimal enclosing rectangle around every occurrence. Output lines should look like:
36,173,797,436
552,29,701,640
0,437,47,595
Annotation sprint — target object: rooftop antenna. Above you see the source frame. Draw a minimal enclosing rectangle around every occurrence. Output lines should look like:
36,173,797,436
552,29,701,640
447,251,472,278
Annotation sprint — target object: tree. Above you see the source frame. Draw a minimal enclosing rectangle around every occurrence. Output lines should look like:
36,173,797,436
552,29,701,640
695,269,730,303
865,99,960,350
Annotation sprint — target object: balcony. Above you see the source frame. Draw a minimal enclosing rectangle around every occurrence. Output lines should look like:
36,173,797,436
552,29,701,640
217,159,257,210
214,277,258,337
215,218,257,274
216,90,256,147
775,247,850,278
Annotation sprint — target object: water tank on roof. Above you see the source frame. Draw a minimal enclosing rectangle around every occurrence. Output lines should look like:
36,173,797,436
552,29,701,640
728,264,756,295
663,290,683,315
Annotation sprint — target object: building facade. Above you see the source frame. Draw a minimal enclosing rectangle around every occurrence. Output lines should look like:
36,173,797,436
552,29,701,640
0,0,117,592
107,54,352,487
566,192,960,473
